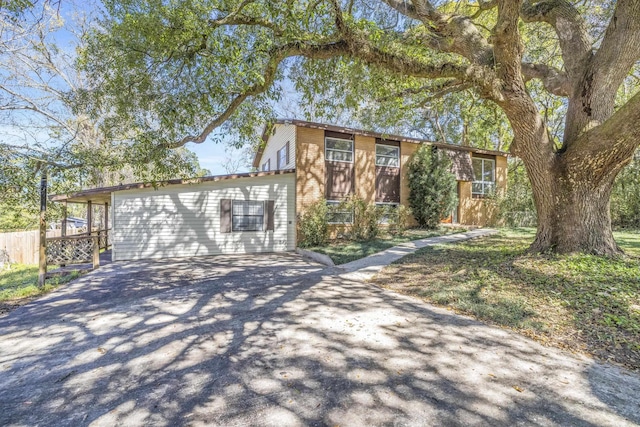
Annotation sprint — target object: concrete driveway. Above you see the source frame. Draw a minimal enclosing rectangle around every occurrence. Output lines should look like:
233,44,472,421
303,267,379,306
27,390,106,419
0,251,639,426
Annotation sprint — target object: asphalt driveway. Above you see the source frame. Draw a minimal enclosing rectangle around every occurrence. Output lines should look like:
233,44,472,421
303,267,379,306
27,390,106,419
0,251,639,426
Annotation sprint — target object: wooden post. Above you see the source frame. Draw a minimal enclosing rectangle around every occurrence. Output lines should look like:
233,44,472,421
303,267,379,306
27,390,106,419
38,170,47,288
87,200,92,236
92,236,100,268
104,202,109,249
61,201,67,237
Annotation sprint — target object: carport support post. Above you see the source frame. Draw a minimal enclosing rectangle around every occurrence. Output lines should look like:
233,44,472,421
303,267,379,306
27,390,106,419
104,202,108,249
87,200,92,236
61,202,67,237
38,169,47,288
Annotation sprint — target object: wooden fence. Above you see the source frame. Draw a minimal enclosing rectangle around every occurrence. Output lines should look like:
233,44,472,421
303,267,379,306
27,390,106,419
0,229,61,265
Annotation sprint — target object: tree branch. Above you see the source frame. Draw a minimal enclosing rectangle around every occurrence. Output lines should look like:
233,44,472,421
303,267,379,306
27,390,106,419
564,90,640,182
589,0,640,99
521,62,570,96
383,0,494,65
520,0,592,83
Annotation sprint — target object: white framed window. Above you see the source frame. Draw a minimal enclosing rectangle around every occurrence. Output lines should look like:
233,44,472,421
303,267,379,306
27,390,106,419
376,144,399,167
232,200,264,231
376,202,399,223
325,137,354,163
326,200,353,224
277,143,288,169
472,158,496,196
262,159,270,172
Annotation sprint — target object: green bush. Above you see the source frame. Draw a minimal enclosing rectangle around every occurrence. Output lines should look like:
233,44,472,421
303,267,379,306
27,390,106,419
407,145,457,229
388,205,411,236
344,195,384,241
496,159,537,227
298,199,329,247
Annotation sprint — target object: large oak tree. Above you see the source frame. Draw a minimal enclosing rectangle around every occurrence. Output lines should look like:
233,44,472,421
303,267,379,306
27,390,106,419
82,0,640,255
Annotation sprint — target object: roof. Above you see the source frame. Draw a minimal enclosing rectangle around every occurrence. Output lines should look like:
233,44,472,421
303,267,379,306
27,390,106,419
50,169,296,204
252,119,509,168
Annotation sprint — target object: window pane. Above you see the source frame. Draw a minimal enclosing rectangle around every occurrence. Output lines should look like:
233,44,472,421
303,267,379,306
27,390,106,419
326,138,353,152
376,156,399,167
376,145,398,157
472,158,484,182
233,216,263,231
472,183,483,194
233,201,264,215
482,160,495,182
326,150,353,162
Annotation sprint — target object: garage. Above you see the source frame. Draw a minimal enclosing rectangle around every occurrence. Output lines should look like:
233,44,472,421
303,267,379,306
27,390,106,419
52,171,296,261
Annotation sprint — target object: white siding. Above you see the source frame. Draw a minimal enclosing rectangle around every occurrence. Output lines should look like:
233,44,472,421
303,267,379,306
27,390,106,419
112,174,295,261
259,124,296,171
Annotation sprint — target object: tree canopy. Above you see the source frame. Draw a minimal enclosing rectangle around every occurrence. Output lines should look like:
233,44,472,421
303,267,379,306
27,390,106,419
80,0,640,254
0,5,207,228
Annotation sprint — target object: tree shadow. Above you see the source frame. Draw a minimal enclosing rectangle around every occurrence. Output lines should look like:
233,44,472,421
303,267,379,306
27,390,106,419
0,252,638,426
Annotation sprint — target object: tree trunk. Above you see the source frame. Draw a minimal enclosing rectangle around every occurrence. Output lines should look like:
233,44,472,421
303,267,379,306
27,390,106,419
527,163,622,256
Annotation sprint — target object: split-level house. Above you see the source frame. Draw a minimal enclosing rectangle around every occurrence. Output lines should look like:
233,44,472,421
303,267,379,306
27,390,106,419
253,119,507,228
52,120,507,261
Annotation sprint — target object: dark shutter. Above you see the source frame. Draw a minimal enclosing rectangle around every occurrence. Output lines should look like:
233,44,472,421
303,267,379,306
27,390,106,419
264,200,275,231
325,162,355,200
220,199,232,233
376,166,401,203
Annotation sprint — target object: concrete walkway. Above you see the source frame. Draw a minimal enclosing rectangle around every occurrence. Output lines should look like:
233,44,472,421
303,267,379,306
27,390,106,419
338,228,498,280
1,239,639,426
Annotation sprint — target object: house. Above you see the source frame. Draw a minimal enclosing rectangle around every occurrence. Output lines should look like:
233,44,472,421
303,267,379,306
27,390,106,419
51,120,507,261
253,119,507,228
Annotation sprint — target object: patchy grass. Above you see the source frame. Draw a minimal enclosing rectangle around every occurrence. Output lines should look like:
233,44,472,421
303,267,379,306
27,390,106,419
308,227,466,265
0,264,79,315
614,229,640,256
371,228,640,370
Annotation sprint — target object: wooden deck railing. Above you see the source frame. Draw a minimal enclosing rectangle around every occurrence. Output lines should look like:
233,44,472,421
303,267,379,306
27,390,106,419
45,228,111,269
46,235,100,268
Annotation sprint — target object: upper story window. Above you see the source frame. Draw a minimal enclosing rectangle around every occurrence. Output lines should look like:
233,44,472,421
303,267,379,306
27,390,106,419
472,157,496,196
277,142,289,169
376,144,399,167
232,200,264,231
261,159,270,172
325,137,354,163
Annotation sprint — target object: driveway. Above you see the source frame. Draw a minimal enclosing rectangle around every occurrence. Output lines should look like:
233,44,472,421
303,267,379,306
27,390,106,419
0,251,639,426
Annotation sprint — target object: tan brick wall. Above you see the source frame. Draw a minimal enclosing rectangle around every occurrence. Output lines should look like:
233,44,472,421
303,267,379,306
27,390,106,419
294,126,509,229
355,135,376,203
295,127,325,215
458,154,508,226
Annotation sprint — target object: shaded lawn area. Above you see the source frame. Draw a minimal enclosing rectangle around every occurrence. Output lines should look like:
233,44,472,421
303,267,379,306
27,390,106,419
371,228,640,370
308,227,466,265
0,264,78,315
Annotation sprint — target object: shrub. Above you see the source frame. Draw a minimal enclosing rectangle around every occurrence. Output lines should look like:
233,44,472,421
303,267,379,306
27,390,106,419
298,199,329,247
344,195,384,241
388,205,411,236
495,159,537,227
407,145,457,229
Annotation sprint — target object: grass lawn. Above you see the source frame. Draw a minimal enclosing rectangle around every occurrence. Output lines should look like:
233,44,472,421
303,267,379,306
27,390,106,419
371,228,640,370
0,264,78,315
308,227,466,265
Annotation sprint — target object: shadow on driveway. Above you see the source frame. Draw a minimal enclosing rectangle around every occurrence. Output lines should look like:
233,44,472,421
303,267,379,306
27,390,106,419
0,252,638,426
